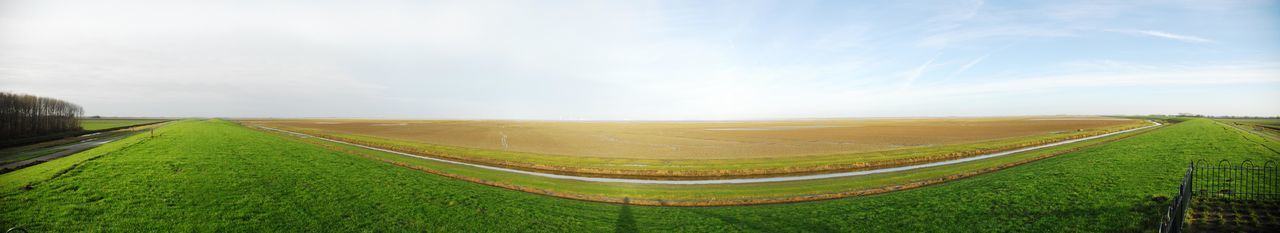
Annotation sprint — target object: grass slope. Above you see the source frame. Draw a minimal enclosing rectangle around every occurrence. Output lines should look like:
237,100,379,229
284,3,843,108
1,119,1276,232
80,119,166,131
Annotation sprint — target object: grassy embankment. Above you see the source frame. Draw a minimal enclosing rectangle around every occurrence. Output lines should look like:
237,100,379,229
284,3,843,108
252,121,1149,179
80,118,168,131
1,119,1275,231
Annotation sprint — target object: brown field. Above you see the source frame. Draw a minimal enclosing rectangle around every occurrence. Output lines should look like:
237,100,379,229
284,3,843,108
247,116,1142,160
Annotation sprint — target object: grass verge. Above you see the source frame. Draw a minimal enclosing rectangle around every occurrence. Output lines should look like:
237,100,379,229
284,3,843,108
80,119,168,131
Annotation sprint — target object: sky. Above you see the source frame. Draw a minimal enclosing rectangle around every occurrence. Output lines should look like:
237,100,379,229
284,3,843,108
1,0,1278,120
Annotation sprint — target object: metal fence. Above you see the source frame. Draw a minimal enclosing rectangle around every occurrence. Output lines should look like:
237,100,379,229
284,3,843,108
1192,160,1279,200
1159,160,1279,233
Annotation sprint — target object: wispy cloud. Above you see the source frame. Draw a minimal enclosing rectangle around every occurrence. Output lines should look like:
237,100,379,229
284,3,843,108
953,53,989,76
916,27,1073,48
1107,29,1214,43
754,62,1280,118
903,53,941,87
930,64,1280,96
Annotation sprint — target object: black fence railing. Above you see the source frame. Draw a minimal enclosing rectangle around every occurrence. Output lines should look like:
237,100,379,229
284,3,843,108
1193,160,1279,200
1160,162,1196,233
1159,160,1279,233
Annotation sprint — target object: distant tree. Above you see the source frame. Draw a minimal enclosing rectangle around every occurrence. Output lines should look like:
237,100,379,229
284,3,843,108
0,92,84,141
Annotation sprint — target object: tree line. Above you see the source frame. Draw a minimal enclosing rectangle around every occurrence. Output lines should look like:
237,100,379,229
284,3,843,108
1,92,84,141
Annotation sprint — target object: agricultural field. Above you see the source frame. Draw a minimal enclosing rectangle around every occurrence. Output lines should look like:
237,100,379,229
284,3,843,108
80,118,169,131
2,118,1276,231
1215,118,1280,142
262,118,1160,204
244,116,1148,178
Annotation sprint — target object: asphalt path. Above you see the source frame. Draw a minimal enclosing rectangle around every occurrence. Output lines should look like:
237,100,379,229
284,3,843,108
1,134,131,171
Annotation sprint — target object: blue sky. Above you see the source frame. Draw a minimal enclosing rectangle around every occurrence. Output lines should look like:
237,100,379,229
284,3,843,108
1,0,1277,119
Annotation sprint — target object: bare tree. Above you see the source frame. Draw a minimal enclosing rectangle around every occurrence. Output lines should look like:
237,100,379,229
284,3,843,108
1,92,84,141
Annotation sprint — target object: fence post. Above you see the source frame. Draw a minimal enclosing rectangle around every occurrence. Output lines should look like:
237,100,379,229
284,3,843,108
1161,161,1195,233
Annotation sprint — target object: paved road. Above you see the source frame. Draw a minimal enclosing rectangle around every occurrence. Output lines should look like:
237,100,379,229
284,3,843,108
1,134,131,171
259,121,1161,185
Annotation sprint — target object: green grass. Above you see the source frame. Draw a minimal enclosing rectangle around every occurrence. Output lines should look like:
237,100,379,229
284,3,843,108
80,119,165,131
1,119,1276,232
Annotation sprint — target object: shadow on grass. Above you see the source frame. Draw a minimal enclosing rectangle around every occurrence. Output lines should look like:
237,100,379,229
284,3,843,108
614,197,637,233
